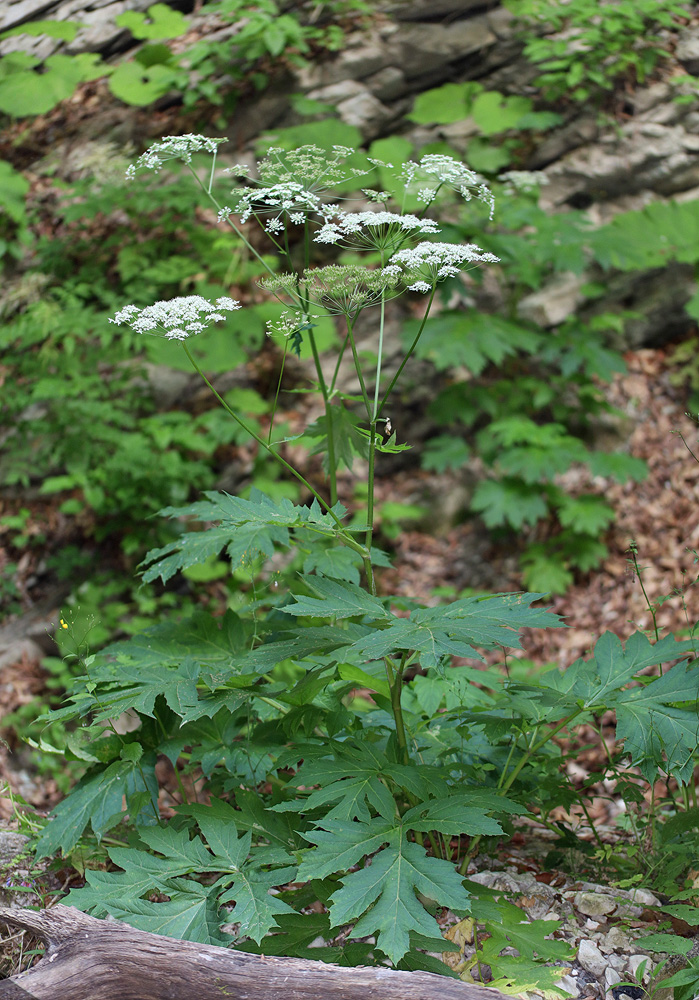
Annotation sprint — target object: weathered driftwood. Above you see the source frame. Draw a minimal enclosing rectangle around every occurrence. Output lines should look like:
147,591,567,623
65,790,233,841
0,904,510,1000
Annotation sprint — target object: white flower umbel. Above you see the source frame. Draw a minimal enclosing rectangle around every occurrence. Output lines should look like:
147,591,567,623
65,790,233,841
233,181,326,228
110,296,240,340
499,170,549,195
227,145,384,234
314,211,440,252
125,135,227,179
384,242,500,291
400,154,495,220
266,310,317,340
257,145,369,190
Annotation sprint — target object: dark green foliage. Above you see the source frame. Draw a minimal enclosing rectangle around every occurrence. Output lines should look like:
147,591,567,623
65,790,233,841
504,0,689,104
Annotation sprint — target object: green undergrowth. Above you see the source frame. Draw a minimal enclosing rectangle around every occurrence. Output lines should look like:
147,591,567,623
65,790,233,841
0,0,366,120
4,138,696,993
504,0,691,107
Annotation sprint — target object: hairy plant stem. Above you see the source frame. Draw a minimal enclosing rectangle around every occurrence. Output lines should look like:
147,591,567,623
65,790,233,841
308,327,338,507
460,710,583,873
376,283,437,420
628,541,660,644
181,343,368,562
372,292,387,420
187,165,275,278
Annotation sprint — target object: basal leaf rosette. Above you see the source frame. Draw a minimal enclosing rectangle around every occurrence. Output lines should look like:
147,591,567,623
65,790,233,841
382,242,500,293
109,295,240,340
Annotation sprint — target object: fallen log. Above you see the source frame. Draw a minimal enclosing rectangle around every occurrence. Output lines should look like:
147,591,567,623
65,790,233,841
0,904,511,1000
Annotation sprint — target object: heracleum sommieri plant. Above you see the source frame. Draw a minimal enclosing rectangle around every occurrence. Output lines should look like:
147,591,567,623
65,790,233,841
39,137,581,969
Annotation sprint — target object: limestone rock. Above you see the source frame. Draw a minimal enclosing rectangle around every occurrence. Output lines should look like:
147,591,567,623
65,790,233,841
573,891,618,918
0,830,29,864
603,926,633,953
577,939,608,978
676,26,699,76
364,66,407,101
379,0,484,19
306,79,366,106
542,122,699,207
336,90,396,141
628,954,651,978
606,968,622,988
517,272,587,328
385,17,496,79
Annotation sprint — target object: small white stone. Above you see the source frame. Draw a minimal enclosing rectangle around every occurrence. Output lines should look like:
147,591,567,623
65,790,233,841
556,974,579,996
578,938,607,978
574,891,618,917
603,927,633,953
628,955,651,978
606,968,622,988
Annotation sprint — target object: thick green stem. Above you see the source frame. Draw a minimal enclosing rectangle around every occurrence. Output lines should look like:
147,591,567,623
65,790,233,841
372,292,386,421
388,656,409,765
307,328,338,507
345,314,372,420
181,343,367,562
459,710,583,874
376,284,437,420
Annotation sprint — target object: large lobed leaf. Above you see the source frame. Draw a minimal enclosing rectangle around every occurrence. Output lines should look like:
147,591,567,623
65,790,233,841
282,579,563,667
328,826,471,964
67,801,297,946
141,490,349,584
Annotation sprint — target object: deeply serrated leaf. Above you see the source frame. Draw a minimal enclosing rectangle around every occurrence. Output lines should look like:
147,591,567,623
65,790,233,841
100,881,229,944
615,658,699,782
298,817,396,881
219,868,297,943
141,489,348,584
282,576,389,620
329,836,471,963
35,756,158,857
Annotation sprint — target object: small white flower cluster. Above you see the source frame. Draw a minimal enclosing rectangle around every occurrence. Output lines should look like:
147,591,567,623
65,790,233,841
233,181,326,227
110,295,240,340
362,188,392,203
383,242,500,292
400,154,495,220
314,211,440,247
266,310,316,340
257,144,364,189
499,170,549,195
125,135,227,179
